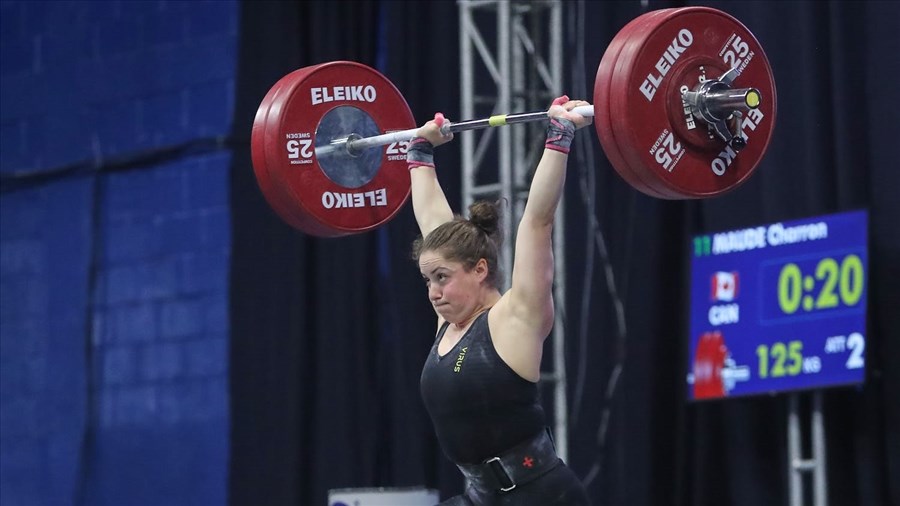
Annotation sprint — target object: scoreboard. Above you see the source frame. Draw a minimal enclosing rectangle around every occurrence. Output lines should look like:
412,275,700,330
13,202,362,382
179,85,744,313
687,210,868,400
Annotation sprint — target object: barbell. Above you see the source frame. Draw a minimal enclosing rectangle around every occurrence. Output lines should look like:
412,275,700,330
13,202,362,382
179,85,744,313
250,6,777,236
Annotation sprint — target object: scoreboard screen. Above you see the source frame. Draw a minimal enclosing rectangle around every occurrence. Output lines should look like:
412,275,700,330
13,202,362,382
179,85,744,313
687,210,868,401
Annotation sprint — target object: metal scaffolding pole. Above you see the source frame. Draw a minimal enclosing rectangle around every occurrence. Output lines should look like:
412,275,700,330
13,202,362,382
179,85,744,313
457,0,568,461
788,391,829,506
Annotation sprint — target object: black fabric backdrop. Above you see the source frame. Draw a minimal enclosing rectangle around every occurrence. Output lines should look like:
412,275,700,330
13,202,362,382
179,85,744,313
229,1,900,505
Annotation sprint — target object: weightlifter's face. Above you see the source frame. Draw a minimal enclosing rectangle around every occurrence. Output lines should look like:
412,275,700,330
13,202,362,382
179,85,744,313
418,250,480,322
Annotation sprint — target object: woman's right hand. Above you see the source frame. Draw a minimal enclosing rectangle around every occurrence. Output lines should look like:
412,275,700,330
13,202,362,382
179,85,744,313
415,112,454,147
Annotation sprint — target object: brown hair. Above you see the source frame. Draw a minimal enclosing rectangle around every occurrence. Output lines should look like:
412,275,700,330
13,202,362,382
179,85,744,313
412,200,503,288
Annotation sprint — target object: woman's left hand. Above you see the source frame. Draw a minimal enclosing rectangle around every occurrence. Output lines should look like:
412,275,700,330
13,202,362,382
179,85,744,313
548,95,592,130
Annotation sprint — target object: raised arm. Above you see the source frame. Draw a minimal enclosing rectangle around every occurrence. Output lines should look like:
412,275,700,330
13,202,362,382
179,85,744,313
408,113,455,238
507,96,592,336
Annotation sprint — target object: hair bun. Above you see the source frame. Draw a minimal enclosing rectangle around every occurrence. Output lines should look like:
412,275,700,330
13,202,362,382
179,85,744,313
468,200,502,238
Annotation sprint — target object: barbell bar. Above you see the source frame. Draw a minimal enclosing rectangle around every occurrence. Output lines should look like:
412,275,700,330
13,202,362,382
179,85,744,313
323,86,760,159
315,106,597,159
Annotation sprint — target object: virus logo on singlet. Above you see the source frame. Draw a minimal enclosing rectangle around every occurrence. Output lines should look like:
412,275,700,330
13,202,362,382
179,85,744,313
454,347,468,373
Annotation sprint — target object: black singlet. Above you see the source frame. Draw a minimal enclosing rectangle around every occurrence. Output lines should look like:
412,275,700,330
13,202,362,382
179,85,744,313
419,311,545,464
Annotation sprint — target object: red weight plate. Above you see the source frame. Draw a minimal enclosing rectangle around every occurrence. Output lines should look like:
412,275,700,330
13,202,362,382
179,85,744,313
608,8,713,199
610,7,777,198
251,69,320,230
261,66,354,236
264,61,414,237
254,68,379,235
608,9,694,199
595,9,675,199
620,10,693,199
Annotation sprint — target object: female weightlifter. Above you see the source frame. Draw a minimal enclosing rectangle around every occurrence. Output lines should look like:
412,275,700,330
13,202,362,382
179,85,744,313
408,96,592,505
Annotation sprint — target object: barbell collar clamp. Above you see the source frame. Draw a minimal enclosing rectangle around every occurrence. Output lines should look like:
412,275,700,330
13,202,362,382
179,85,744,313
683,77,761,151
683,83,761,122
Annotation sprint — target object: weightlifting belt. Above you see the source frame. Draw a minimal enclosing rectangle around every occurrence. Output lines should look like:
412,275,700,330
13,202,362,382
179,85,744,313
456,429,561,493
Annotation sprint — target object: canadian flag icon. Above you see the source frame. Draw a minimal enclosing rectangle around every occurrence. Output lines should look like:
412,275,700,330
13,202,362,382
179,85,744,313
711,271,740,301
